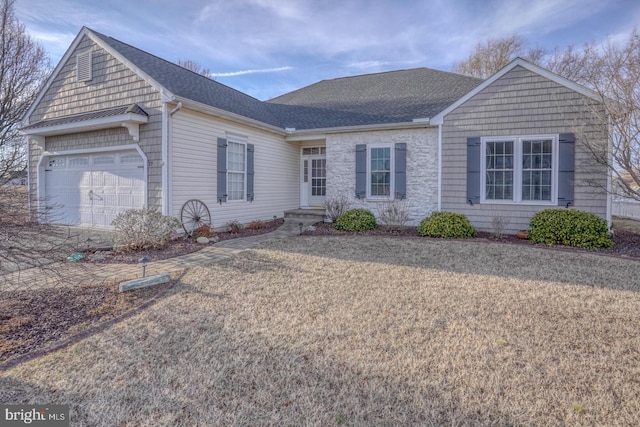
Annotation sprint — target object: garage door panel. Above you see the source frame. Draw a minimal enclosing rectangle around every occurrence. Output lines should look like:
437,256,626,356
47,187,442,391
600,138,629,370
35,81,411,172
45,150,145,228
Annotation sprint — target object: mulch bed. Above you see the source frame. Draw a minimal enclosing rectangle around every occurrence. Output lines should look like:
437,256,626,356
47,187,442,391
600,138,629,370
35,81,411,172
0,282,166,367
303,222,640,259
84,218,285,264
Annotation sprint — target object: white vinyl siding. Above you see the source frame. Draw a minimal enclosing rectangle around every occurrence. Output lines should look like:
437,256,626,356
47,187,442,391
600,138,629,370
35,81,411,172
170,108,299,228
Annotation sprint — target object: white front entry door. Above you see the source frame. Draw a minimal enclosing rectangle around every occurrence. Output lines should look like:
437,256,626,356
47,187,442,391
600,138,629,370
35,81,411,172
301,151,326,207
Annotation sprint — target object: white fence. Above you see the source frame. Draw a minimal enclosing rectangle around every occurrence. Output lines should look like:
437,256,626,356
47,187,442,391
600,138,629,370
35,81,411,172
612,198,640,220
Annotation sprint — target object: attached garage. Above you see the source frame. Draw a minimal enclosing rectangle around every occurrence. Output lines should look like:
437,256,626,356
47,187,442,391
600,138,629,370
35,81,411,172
43,149,146,228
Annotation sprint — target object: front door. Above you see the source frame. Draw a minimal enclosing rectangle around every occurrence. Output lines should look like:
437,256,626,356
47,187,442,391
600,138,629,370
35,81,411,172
308,156,326,206
301,147,326,207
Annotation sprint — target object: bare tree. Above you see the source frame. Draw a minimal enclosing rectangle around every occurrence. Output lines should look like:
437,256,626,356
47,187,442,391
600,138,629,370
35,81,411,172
570,30,640,200
453,35,545,79
0,0,49,184
455,30,640,201
177,59,212,78
0,1,92,308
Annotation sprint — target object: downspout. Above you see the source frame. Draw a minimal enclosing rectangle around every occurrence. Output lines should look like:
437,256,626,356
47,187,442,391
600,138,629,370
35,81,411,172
27,138,32,217
606,116,613,230
161,102,169,215
437,123,442,212
163,101,182,216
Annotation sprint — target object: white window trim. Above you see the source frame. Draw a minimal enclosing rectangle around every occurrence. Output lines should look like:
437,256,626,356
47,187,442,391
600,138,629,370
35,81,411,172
480,134,559,205
366,143,394,200
226,135,247,202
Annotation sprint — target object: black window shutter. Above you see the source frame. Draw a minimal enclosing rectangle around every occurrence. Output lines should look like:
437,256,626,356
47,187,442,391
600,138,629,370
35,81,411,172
355,144,367,199
467,137,481,205
557,133,575,207
394,143,407,199
217,138,227,203
246,144,255,202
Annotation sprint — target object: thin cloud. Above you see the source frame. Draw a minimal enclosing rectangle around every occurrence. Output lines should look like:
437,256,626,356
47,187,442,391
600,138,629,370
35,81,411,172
347,60,391,70
209,66,293,78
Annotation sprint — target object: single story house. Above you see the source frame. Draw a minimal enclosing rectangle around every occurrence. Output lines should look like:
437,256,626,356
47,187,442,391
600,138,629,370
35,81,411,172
21,27,610,233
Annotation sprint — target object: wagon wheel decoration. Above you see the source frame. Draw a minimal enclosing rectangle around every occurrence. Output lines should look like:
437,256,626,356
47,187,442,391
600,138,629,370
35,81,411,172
180,199,211,236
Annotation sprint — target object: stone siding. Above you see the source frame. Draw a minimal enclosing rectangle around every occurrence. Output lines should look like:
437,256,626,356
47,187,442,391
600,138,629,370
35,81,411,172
326,127,439,225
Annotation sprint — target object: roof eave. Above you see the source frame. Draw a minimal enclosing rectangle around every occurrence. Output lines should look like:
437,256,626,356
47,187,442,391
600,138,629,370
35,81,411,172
173,96,288,136
20,112,149,137
284,120,434,142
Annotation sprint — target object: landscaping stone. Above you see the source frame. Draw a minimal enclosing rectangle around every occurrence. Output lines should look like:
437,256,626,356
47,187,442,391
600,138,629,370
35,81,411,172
88,251,112,262
196,236,210,244
119,273,170,292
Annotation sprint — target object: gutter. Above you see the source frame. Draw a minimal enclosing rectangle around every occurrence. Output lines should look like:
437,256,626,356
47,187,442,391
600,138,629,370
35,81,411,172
285,120,434,142
437,124,442,212
172,96,288,136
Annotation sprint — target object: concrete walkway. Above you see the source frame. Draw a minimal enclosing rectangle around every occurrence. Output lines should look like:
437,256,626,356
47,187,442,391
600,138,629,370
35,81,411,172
2,219,316,290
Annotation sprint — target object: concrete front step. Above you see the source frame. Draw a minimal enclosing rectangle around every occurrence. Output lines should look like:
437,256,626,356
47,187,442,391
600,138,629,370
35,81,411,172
284,208,326,223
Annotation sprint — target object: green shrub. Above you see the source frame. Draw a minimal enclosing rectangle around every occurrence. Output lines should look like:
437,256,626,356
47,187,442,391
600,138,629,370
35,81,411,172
335,208,377,232
112,208,180,253
417,211,477,239
528,209,613,248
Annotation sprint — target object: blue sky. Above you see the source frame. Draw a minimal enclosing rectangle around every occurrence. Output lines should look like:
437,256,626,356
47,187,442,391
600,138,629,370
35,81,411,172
14,0,640,100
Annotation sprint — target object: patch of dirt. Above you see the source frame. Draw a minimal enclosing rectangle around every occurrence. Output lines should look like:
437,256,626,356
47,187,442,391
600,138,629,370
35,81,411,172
0,282,167,366
0,219,285,366
84,218,285,264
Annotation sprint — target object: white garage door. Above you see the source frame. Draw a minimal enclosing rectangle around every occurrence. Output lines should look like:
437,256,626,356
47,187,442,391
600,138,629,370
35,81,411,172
45,150,145,228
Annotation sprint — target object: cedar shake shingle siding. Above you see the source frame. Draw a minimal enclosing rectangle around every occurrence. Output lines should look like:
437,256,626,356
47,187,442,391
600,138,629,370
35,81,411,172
441,65,608,233
28,35,163,210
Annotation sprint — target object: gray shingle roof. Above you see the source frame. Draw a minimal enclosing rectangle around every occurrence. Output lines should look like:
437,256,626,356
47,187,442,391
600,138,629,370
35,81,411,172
90,29,482,131
267,68,483,129
91,30,283,128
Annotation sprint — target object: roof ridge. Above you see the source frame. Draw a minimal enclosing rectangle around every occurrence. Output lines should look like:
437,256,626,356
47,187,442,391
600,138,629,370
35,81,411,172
87,28,265,104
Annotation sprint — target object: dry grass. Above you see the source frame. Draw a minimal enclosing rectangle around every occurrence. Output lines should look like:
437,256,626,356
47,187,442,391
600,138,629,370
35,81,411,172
2,236,640,426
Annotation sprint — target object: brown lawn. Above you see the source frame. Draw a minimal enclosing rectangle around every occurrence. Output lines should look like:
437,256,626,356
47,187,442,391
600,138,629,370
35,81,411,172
1,236,640,426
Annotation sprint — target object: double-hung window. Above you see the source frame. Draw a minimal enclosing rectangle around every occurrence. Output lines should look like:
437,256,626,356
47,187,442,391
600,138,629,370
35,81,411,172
217,135,254,204
355,143,406,200
481,135,557,204
368,144,393,198
227,138,246,201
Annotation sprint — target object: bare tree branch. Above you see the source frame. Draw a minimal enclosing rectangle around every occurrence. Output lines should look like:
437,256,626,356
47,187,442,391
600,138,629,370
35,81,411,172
452,35,544,79
177,59,212,78
0,0,49,184
454,29,640,202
